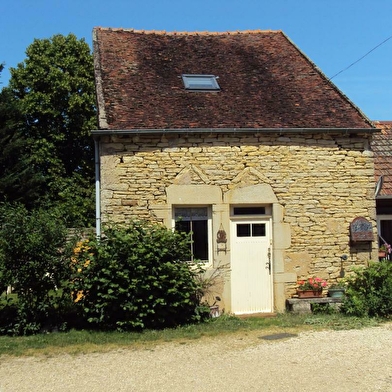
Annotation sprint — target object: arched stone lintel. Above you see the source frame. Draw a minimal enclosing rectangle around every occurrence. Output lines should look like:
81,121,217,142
167,184,222,205
224,184,278,204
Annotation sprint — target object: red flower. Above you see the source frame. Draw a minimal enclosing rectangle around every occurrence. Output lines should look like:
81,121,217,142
297,277,327,291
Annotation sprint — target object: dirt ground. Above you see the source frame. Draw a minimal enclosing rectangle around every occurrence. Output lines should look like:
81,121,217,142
0,323,391,392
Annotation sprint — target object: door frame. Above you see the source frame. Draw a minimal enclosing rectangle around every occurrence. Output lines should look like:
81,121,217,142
230,216,273,314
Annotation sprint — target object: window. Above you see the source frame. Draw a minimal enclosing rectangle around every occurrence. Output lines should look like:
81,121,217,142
233,206,266,215
236,223,266,237
181,74,220,91
377,215,392,260
174,207,211,262
231,205,271,217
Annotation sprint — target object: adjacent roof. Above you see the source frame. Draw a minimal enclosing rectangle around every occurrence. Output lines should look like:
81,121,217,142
93,28,374,131
372,121,392,197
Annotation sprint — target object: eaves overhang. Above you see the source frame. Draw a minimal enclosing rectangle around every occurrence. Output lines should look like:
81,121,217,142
92,127,378,136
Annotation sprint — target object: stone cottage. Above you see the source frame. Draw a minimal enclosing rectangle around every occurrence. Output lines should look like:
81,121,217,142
92,28,378,314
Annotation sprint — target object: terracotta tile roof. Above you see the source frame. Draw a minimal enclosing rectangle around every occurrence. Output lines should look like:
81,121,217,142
373,121,392,197
93,28,374,131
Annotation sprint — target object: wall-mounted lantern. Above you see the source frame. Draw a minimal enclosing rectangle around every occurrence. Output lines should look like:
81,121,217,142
339,254,347,278
216,225,227,254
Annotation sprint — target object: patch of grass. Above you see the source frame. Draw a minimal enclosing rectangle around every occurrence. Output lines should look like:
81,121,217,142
0,312,384,357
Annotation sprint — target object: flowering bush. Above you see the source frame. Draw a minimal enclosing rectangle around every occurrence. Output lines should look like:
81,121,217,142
67,221,209,331
70,240,92,303
297,277,327,291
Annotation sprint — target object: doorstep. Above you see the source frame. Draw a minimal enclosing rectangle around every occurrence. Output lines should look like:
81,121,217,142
236,312,277,318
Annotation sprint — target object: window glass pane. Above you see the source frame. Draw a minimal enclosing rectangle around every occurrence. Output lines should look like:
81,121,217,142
175,220,190,234
190,207,208,219
252,223,266,237
380,220,392,245
181,74,220,91
175,208,191,220
174,207,209,261
188,80,213,89
175,207,207,220
233,207,266,215
192,220,208,260
237,224,251,237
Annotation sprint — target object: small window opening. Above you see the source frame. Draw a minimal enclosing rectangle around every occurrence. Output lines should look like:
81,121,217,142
175,207,209,262
236,223,266,237
181,74,220,91
233,207,266,215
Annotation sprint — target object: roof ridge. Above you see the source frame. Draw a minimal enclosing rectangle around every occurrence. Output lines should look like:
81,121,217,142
94,27,282,36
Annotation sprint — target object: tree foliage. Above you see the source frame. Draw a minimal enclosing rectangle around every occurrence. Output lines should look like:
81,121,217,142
0,88,44,206
1,34,97,226
0,203,73,335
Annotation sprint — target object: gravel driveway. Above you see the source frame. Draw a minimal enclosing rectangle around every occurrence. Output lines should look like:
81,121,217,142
0,323,391,392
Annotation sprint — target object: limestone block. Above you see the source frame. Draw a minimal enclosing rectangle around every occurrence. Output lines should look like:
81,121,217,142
273,223,291,250
273,272,297,283
285,252,312,276
225,183,277,203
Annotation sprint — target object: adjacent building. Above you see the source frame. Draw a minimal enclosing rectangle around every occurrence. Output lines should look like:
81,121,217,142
373,121,392,256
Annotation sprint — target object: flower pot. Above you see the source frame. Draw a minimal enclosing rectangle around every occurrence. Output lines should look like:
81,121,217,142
297,290,323,298
379,251,386,259
209,305,220,318
328,288,345,298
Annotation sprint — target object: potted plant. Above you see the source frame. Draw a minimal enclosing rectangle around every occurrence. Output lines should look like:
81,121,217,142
328,281,346,298
379,244,387,259
378,243,390,259
296,277,327,298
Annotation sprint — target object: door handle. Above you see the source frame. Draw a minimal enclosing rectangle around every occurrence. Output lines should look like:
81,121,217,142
266,247,271,274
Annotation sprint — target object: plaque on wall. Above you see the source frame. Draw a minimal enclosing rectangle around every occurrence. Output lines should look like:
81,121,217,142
350,217,373,242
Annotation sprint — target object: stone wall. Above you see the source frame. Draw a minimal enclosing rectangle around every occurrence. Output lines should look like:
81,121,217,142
98,131,378,311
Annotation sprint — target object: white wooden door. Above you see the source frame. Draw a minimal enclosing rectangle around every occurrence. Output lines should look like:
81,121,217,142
230,219,273,314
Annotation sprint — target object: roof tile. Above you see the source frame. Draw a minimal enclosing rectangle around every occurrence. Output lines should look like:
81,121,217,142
93,28,373,131
373,122,392,197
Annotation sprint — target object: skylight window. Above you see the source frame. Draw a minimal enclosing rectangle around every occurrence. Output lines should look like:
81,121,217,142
181,74,220,91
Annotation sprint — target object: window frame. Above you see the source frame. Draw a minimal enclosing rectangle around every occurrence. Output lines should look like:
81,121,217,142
230,204,272,218
181,74,220,91
173,206,213,265
236,222,267,238
377,214,392,242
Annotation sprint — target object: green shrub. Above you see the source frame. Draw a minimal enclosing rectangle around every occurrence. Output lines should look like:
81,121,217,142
68,221,209,331
311,303,336,315
0,203,72,335
341,261,392,318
